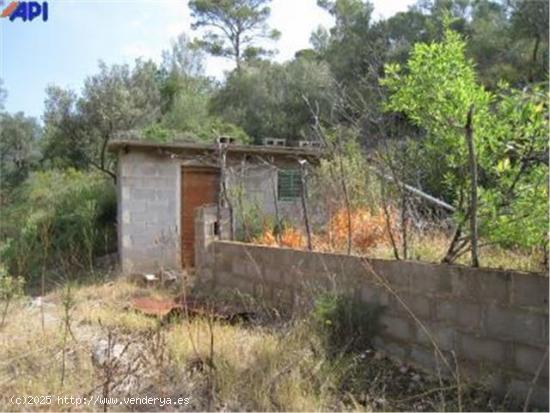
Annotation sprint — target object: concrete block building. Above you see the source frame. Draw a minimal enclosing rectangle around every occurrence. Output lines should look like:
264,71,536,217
108,139,321,273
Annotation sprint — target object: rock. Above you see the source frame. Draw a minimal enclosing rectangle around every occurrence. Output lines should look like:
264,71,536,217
128,272,159,287
144,274,158,282
157,269,180,287
30,296,43,308
91,339,126,367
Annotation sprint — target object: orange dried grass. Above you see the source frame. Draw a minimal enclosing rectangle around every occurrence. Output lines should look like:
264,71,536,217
327,207,396,252
254,207,399,254
254,226,304,249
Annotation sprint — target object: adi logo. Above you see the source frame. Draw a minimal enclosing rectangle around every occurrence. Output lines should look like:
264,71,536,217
1,1,49,22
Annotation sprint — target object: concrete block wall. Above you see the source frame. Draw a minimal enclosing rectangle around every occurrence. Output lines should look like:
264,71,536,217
195,205,231,280
117,150,181,273
198,240,549,408
226,163,302,227
116,148,303,273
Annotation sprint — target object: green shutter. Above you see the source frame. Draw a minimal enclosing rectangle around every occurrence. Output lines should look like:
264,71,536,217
277,170,302,200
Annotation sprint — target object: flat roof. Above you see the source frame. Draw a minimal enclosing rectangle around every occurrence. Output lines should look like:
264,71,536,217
108,139,324,159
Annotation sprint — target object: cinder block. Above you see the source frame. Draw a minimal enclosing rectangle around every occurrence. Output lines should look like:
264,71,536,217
508,380,549,409
384,341,409,359
360,285,390,306
416,323,456,351
515,345,549,376
399,293,432,319
215,270,234,287
380,314,414,341
460,334,505,363
134,162,158,176
451,267,509,303
485,306,545,344
264,266,282,283
124,201,148,215
122,186,130,201
231,256,248,276
122,258,133,273
408,263,442,294
129,188,155,201
435,300,481,331
511,274,549,309
410,346,443,371
436,300,456,320
373,260,410,291
122,235,132,248
456,302,482,330
225,275,255,296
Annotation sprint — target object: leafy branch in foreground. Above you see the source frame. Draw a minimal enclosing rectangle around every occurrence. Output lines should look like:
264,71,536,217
382,25,548,264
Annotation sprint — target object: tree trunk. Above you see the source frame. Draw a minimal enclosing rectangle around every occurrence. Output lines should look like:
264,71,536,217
529,35,540,82
299,162,312,251
465,105,479,267
337,151,352,255
401,193,408,260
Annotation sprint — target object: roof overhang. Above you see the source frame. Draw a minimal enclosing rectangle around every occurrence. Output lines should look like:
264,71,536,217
108,139,324,164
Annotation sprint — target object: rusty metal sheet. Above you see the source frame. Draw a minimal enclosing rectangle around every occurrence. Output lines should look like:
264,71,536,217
131,295,255,323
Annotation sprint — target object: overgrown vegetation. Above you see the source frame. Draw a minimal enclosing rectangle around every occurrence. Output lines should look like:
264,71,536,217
0,1,547,410
311,292,382,356
0,277,518,411
1,0,547,283
0,169,116,284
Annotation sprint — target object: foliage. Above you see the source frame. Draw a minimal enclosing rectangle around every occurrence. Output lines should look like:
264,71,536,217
189,0,280,67
152,33,250,143
42,59,161,178
0,270,25,302
382,27,548,250
41,86,89,170
0,268,25,327
211,58,335,143
141,124,173,143
476,85,548,249
311,292,381,355
312,128,371,208
0,112,41,191
0,170,116,281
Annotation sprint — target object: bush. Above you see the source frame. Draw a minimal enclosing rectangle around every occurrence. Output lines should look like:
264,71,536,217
0,268,25,327
0,169,117,282
311,292,382,356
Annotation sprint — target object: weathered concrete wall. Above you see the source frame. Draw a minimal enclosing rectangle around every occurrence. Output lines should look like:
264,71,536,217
226,163,302,222
117,150,181,273
199,240,549,408
195,205,231,272
117,148,303,273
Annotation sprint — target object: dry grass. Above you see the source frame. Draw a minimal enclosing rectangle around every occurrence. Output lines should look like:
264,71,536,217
254,207,545,273
0,275,515,412
369,230,545,273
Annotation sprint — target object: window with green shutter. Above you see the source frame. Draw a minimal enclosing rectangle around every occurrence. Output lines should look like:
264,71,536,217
277,169,302,201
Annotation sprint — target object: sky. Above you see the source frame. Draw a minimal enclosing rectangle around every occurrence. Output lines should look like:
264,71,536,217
0,0,415,120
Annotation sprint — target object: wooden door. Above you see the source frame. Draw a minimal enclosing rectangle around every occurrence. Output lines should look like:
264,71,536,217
181,167,220,267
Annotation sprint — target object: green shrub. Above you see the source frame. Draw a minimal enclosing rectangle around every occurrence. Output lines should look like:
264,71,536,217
0,267,25,327
311,292,382,356
0,169,116,282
